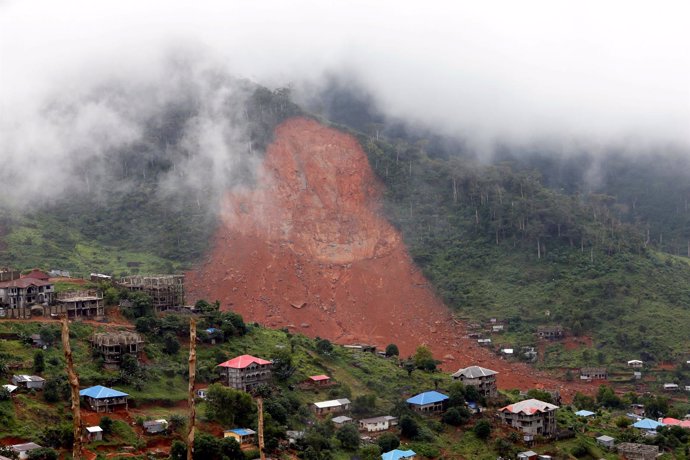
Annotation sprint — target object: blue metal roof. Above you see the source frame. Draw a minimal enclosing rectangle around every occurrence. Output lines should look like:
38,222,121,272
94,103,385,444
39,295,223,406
632,418,664,430
79,385,129,399
381,449,416,460
225,428,256,436
406,391,448,405
206,328,218,334
575,410,595,417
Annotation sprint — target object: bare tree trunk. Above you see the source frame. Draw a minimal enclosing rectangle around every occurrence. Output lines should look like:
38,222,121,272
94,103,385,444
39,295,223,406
537,238,541,259
61,317,82,460
257,397,266,460
187,319,197,460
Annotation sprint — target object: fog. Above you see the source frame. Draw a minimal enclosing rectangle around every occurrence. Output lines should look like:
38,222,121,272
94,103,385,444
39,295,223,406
1,0,689,203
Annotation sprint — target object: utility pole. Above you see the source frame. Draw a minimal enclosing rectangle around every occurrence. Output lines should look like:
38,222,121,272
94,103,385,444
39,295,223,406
257,397,266,460
187,319,197,460
61,317,82,460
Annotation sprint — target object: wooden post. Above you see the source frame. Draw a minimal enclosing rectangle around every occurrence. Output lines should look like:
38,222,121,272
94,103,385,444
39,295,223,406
187,319,197,460
257,397,265,460
61,317,82,460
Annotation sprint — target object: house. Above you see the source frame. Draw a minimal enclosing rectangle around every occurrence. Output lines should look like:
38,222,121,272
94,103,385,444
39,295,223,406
224,428,256,445
498,399,559,436
536,325,564,339
80,385,129,412
2,384,18,394
91,331,145,369
313,398,351,415
633,371,642,380
11,375,46,390
661,417,681,426
85,426,103,442
627,359,643,368
517,451,538,460
331,415,353,427
616,442,659,460
118,275,185,311
663,383,679,391
196,388,208,399
49,269,70,278
29,334,45,348
10,442,43,460
631,418,664,433
492,324,504,333
0,277,55,315
200,328,224,344
143,419,168,434
579,367,607,380
358,416,398,432
406,391,449,414
477,338,492,346
451,365,498,398
574,410,595,418
217,354,273,392
630,404,645,416
57,290,104,318
306,374,331,386
381,449,416,460
90,273,112,282
501,348,514,356
596,435,615,449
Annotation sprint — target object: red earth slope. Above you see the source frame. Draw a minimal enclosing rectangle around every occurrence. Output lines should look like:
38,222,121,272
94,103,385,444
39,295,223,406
186,117,591,397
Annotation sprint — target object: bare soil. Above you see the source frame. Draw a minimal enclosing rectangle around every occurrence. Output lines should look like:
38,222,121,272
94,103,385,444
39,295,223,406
186,117,593,400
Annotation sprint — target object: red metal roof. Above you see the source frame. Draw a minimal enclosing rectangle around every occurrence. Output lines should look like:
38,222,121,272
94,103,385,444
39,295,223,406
217,354,271,369
309,375,330,381
0,277,52,289
21,270,50,281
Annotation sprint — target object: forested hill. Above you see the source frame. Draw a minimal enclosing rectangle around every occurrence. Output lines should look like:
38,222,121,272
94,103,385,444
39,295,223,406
348,128,690,366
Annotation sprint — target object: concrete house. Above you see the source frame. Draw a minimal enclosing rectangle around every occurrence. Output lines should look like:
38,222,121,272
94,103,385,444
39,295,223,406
596,435,615,449
217,354,273,392
118,274,185,311
536,325,564,339
406,391,449,414
313,398,351,415
451,365,498,398
143,419,168,434
358,416,398,432
579,367,608,380
381,449,416,460
627,360,644,368
498,399,559,436
616,442,659,460
11,375,45,390
85,426,103,442
80,385,129,412
57,290,104,318
10,442,43,460
91,331,145,369
224,428,256,445
332,415,353,427
0,277,55,317
307,374,332,386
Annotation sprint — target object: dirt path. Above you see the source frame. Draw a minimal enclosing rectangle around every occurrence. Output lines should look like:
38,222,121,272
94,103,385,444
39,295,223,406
186,117,594,401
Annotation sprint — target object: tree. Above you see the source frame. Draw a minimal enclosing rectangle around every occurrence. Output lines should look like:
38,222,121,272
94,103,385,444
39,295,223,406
27,448,58,460
413,346,436,371
127,291,154,318
272,349,295,381
336,423,360,450
0,387,10,401
376,433,400,452
43,377,69,403
352,395,376,416
100,416,114,435
0,447,17,460
205,384,255,426
162,333,180,355
403,360,415,377
33,350,45,374
442,407,470,426
358,445,381,460
316,338,333,355
399,415,420,439
473,419,492,439
169,440,186,460
385,344,399,357
572,392,596,411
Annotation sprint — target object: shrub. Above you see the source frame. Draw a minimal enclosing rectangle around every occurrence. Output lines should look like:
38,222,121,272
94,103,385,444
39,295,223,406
473,419,492,439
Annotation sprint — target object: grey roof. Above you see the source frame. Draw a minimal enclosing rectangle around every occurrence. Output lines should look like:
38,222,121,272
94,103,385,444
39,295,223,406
11,442,43,452
451,365,498,379
596,435,615,442
360,416,394,424
332,416,353,423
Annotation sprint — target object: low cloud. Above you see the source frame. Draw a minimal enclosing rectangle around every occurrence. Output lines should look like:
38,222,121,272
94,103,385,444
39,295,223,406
1,0,689,204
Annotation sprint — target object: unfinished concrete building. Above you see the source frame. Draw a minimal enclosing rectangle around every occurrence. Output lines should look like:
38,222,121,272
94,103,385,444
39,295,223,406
57,290,104,318
118,275,185,311
91,331,145,369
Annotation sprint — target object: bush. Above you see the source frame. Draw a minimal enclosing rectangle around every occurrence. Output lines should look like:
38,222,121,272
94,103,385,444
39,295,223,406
442,406,470,426
376,433,400,452
335,424,360,450
399,415,420,439
315,338,333,355
385,344,399,357
473,419,491,439
33,350,45,374
27,448,58,460
163,333,181,355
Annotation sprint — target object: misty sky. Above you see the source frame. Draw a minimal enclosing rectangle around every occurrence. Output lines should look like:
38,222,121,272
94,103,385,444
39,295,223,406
2,0,689,164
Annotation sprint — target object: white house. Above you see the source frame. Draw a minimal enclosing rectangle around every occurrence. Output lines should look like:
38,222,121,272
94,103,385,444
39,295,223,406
358,416,398,432
10,443,43,460
627,360,643,368
85,426,103,442
11,375,45,390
